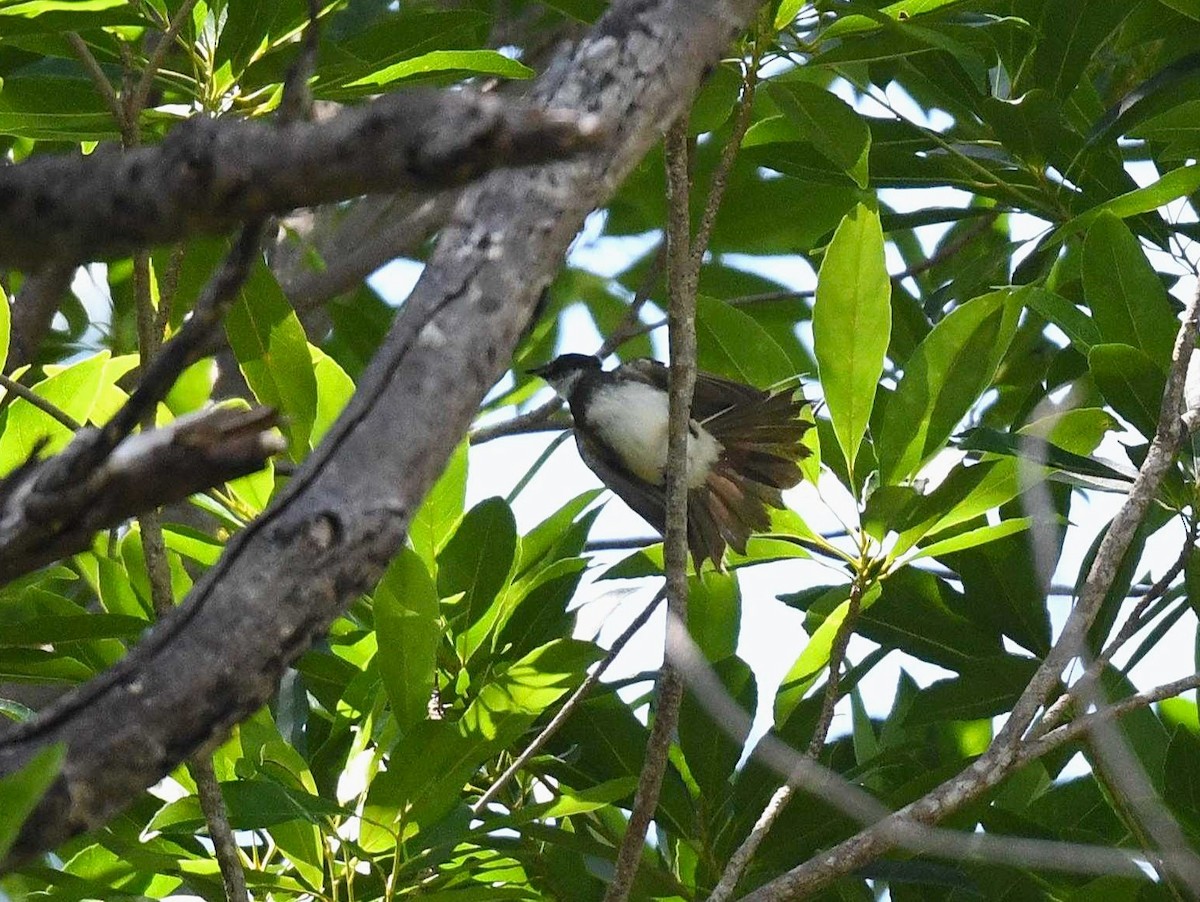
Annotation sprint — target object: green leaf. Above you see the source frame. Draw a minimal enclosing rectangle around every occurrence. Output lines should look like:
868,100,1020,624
956,426,1133,486
0,613,147,645
514,489,601,579
346,50,533,88
813,204,890,474
944,534,1053,655
689,64,742,135
696,294,796,387
1017,0,1133,99
1088,343,1166,438
374,550,440,735
1082,213,1178,366
767,82,871,188
0,351,136,473
0,285,10,374
1024,287,1102,353
909,517,1034,562
1052,162,1200,242
225,263,318,453
688,570,741,663
905,656,1039,724
891,460,1020,556
0,743,64,861
410,442,468,571
309,347,354,446
877,290,1021,484
775,583,881,725
148,779,344,832
856,568,1003,672
437,496,516,626
774,0,805,30
679,657,755,798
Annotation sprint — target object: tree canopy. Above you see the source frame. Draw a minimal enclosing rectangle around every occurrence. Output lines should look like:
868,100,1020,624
2,0,1200,900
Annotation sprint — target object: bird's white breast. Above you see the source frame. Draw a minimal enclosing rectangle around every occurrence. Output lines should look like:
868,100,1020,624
584,382,722,487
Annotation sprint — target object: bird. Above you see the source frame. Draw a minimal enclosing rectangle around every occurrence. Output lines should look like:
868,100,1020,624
529,354,810,570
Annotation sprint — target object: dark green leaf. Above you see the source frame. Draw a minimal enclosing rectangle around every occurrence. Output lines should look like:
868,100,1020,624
1088,343,1167,438
225,263,318,453
679,657,755,799
766,81,871,187
905,656,1038,724
0,743,64,861
696,294,796,388
375,550,440,735
1082,213,1178,366
437,497,516,627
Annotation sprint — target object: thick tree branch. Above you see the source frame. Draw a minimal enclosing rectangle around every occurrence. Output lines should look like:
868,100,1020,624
0,90,601,271
0,0,765,867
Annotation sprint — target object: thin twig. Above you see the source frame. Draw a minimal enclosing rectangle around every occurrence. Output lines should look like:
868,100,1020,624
0,374,80,431
66,33,127,136
709,574,869,901
472,587,667,815
1018,672,1200,767
130,0,201,120
469,400,565,444
190,756,250,902
1034,518,1197,740
597,240,667,359
603,118,697,902
690,22,764,270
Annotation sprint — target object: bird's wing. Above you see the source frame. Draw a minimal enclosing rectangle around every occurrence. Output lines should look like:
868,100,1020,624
623,357,768,419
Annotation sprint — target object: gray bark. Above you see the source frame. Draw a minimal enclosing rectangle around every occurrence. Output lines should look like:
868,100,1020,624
0,0,763,867
0,90,599,270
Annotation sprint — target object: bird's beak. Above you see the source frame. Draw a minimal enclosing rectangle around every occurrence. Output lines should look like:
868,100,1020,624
526,363,551,378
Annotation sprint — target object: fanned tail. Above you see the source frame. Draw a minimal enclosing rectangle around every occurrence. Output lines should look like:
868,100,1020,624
687,388,810,570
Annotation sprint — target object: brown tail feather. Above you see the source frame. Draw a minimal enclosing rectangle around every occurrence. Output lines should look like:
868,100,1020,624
688,487,730,570
681,388,811,569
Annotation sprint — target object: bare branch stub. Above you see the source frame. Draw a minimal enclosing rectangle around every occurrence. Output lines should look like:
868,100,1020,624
0,90,603,271
0,406,283,583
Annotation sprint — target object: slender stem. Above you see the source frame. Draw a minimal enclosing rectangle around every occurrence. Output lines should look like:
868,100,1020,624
690,19,764,271
0,374,80,431
603,118,697,902
131,0,201,120
67,33,127,137
1034,518,1197,740
190,756,251,902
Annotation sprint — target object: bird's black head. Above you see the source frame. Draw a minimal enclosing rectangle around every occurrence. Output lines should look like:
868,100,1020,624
528,353,602,399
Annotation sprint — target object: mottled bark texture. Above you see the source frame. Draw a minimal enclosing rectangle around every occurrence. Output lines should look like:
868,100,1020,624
0,407,283,584
0,0,765,869
0,90,600,270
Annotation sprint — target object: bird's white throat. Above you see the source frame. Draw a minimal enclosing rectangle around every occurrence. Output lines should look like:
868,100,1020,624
583,381,722,487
